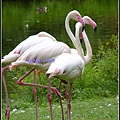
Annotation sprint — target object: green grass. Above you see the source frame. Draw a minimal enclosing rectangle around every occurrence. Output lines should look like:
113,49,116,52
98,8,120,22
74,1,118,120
2,97,118,120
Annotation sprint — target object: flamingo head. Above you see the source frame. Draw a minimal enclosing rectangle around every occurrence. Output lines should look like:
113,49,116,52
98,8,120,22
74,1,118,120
68,10,85,27
83,16,97,32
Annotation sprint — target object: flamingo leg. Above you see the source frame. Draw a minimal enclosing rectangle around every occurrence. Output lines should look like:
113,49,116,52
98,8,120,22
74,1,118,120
69,83,73,103
1,65,10,120
17,68,63,120
68,83,73,119
17,68,61,98
32,70,38,120
58,80,62,92
65,84,71,120
58,80,64,120
47,77,53,120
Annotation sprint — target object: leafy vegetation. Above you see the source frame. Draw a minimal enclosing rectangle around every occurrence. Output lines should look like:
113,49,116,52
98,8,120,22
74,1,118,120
72,35,118,100
2,35,118,120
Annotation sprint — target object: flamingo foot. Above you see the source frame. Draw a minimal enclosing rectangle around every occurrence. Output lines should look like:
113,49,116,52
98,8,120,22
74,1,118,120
5,106,10,120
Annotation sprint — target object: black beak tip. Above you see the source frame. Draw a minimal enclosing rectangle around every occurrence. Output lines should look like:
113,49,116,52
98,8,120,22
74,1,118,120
94,27,97,33
80,39,82,44
82,26,85,32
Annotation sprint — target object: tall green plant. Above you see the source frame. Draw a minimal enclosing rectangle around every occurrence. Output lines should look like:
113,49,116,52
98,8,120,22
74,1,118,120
72,35,118,100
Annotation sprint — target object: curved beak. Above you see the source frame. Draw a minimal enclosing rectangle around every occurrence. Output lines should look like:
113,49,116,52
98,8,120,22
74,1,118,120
94,27,97,33
80,39,82,44
79,33,83,44
82,26,85,32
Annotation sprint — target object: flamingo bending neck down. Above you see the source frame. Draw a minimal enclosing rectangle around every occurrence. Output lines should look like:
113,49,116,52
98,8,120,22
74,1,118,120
9,10,84,120
46,22,93,120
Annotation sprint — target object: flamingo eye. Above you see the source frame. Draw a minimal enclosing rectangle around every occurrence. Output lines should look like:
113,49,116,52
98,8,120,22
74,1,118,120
76,14,80,17
63,70,67,74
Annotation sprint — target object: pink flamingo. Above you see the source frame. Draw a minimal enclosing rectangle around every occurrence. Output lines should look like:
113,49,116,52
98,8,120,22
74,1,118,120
1,31,57,120
38,16,97,94
8,10,85,120
46,22,95,120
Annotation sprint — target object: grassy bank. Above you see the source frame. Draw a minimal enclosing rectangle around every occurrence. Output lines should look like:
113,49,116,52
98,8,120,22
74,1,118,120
2,97,118,120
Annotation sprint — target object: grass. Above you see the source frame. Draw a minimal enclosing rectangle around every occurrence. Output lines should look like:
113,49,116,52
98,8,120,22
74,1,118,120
2,97,118,120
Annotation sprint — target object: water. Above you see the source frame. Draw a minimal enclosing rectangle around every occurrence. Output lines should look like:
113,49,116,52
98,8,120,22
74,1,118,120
2,0,118,99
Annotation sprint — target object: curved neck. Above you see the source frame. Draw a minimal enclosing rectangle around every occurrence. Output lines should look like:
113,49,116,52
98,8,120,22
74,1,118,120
65,15,76,47
65,15,85,61
82,30,92,65
65,15,92,65
75,25,85,60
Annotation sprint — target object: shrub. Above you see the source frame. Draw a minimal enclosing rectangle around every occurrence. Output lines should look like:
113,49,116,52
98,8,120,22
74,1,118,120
72,35,118,100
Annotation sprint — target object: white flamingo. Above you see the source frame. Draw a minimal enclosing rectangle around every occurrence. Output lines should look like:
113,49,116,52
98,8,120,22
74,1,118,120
9,10,84,120
46,22,93,120
37,16,97,94
1,31,57,120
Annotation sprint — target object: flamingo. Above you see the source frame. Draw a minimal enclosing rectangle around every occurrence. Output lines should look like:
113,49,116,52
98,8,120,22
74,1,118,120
46,22,93,120
1,31,57,120
8,10,85,120
37,16,97,94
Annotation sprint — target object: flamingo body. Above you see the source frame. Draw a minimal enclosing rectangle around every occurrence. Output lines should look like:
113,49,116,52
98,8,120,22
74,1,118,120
46,22,94,120
46,53,85,82
2,34,56,64
10,41,71,71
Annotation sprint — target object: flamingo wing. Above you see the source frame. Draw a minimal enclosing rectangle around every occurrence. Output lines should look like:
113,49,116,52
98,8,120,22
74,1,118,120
10,41,71,71
2,35,55,64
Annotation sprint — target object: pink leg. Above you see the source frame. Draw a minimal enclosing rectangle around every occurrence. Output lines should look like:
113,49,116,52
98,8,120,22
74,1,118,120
17,68,64,120
58,80,62,92
69,83,73,103
17,68,61,97
17,68,63,120
47,77,53,120
68,83,73,120
32,70,38,120
58,80,64,120
1,65,10,120
65,84,71,120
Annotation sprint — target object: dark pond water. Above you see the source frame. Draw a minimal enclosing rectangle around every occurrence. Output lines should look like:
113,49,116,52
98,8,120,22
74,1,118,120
2,0,118,98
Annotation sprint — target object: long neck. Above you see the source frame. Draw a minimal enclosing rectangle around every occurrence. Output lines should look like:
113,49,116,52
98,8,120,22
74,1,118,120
82,30,92,65
65,15,76,47
75,25,85,60
65,16,85,60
